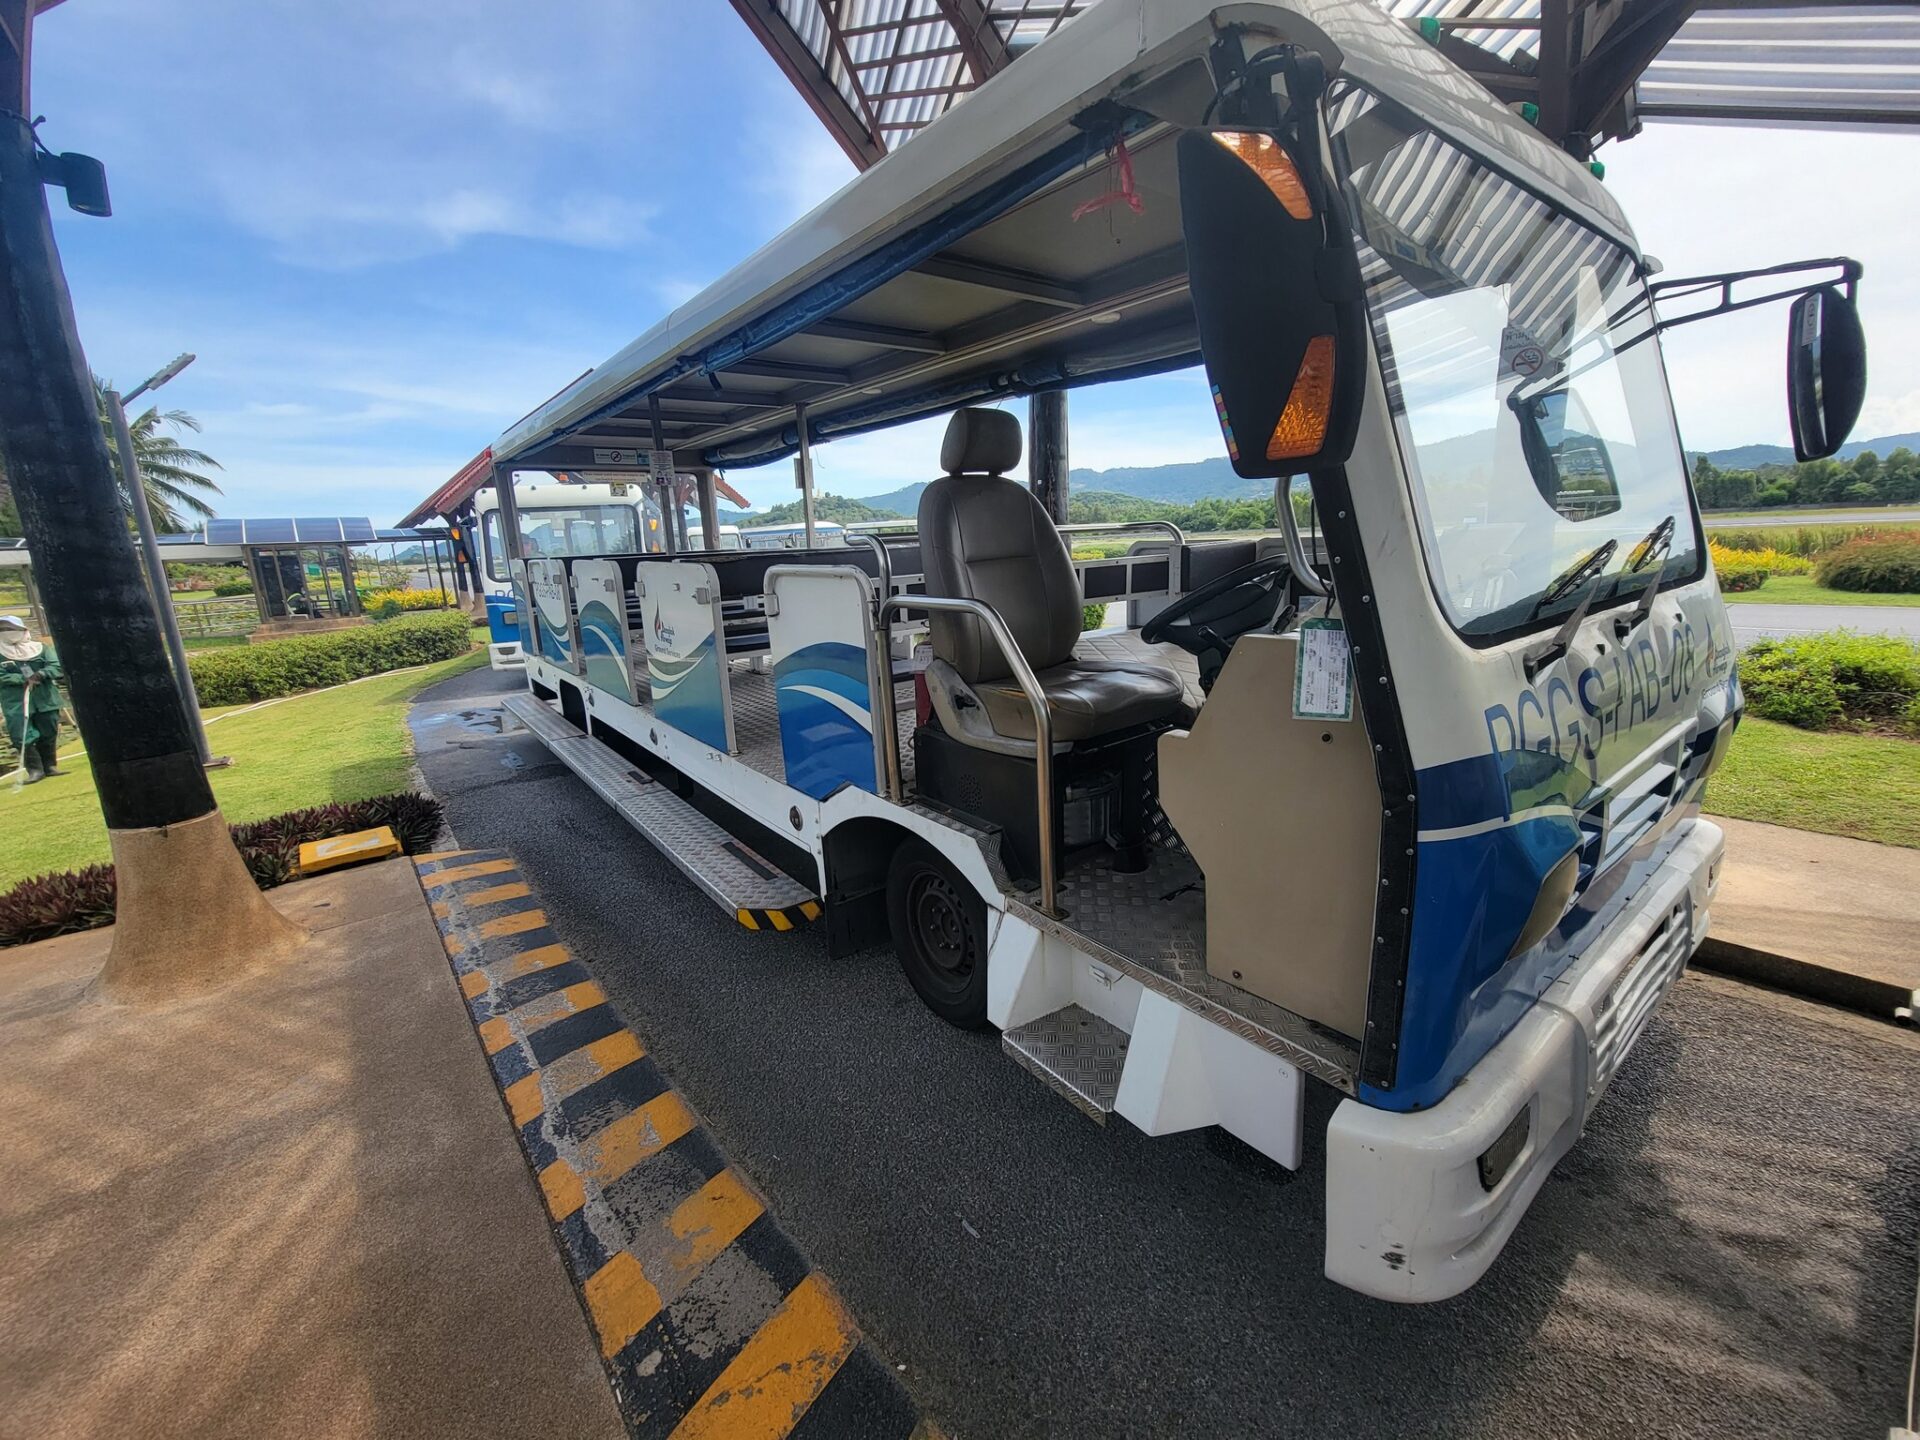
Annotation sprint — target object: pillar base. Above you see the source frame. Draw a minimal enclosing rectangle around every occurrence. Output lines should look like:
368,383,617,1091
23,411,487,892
97,809,309,1004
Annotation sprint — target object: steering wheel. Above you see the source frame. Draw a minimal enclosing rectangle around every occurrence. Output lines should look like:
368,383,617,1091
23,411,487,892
1141,553,1295,671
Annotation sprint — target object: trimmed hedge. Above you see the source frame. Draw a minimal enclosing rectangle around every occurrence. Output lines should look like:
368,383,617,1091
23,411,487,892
360,586,454,615
0,792,444,948
1709,544,1768,593
1813,536,1920,594
1741,631,1920,732
188,611,472,706
212,579,254,597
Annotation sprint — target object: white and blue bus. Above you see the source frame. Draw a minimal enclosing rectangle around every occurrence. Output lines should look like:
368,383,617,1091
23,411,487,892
479,0,1866,1300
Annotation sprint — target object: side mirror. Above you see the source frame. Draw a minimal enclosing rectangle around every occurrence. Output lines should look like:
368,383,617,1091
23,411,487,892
1787,286,1866,463
1178,127,1365,478
1517,390,1622,521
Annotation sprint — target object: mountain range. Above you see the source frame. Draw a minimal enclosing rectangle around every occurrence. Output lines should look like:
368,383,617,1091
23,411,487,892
722,430,1920,520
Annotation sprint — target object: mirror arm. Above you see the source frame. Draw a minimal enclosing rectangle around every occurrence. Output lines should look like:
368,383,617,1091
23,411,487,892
1644,256,1861,337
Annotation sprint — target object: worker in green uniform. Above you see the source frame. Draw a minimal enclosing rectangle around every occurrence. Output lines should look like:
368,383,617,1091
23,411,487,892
1,615,68,784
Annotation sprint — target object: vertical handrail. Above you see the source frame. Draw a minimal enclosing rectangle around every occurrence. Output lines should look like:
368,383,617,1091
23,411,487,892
849,532,894,614
852,535,905,804
875,593,1057,917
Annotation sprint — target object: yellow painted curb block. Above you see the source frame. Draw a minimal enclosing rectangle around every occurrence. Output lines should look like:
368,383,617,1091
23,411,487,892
297,825,403,876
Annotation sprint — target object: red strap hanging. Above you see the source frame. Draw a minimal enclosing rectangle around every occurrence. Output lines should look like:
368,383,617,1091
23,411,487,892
1072,136,1144,221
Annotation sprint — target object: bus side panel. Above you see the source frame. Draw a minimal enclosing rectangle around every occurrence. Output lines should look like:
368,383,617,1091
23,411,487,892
765,565,882,800
635,560,735,754
527,559,579,673
572,558,642,704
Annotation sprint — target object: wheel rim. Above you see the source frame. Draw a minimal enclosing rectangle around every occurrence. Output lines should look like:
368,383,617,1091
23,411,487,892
907,869,972,981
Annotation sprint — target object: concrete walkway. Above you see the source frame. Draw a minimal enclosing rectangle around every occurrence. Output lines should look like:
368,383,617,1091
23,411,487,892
0,859,625,1440
1703,816,1919,1013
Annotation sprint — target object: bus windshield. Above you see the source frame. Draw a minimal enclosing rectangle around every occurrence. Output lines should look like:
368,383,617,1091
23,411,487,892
1330,91,1701,641
483,503,639,580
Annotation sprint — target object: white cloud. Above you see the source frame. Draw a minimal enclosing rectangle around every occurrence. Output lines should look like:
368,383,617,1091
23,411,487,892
1605,123,1920,451
745,119,859,232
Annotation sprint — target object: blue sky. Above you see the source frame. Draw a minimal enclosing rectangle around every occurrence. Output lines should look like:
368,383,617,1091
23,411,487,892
32,2,1920,524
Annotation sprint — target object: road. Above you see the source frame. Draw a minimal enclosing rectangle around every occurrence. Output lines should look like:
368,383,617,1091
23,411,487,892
413,665,1920,1440
1730,601,1920,649
1707,509,1920,528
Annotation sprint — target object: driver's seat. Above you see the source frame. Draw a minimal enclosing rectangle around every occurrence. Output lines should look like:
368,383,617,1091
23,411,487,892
919,408,1185,755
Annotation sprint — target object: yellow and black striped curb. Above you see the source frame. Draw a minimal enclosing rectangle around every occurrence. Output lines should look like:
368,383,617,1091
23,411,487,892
415,849,944,1440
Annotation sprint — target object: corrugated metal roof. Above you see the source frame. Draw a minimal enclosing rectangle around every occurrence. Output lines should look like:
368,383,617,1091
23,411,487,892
1639,3,1920,126
738,0,1920,166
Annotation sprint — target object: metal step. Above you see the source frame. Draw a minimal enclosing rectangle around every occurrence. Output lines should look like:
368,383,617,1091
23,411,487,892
1001,1005,1130,1122
501,693,820,923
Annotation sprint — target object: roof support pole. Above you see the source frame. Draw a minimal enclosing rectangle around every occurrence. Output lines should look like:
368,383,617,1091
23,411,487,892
491,461,523,577
1029,390,1069,525
695,469,721,553
648,392,678,555
1537,0,1578,152
796,401,818,548
0,24,304,999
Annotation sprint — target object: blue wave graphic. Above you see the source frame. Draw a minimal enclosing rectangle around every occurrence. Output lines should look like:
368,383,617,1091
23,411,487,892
775,641,875,799
651,633,728,750
578,601,630,698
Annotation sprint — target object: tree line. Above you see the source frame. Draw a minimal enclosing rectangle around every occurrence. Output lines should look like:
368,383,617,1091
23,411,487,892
1692,448,1920,511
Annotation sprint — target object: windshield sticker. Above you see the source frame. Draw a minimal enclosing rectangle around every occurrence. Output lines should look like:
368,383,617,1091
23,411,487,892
1501,325,1547,378
1294,617,1352,721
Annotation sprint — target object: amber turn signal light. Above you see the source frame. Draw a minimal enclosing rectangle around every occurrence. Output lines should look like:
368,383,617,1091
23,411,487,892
1211,131,1313,221
1266,335,1336,461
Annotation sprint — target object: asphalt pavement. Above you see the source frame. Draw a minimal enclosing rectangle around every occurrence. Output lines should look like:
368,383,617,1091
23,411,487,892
413,664,1920,1440
1707,509,1920,528
1729,601,1920,649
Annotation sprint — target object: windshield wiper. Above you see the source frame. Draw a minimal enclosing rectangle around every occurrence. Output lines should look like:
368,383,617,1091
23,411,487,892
1522,539,1618,681
1614,514,1676,639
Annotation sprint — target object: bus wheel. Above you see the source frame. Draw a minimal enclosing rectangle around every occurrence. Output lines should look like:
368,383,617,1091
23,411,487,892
886,838,989,1028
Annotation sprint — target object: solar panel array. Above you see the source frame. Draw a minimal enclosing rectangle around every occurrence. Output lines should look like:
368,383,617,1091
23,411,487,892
202,518,378,545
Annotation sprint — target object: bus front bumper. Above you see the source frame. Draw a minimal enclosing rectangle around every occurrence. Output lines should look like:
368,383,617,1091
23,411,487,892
1323,817,1725,1302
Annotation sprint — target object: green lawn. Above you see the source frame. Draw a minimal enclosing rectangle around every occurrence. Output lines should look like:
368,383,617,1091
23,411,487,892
0,648,483,886
1720,574,1920,607
1705,716,1920,848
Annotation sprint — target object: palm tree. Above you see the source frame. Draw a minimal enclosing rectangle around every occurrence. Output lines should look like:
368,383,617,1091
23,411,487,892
93,375,223,531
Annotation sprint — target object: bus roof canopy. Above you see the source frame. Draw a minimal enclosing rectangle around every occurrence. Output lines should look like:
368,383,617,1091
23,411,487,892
494,0,1630,476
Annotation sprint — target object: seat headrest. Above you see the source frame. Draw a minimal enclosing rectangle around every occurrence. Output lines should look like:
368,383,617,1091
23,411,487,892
941,408,1022,476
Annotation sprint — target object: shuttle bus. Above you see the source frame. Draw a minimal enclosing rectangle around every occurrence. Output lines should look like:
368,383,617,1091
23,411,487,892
480,0,1865,1298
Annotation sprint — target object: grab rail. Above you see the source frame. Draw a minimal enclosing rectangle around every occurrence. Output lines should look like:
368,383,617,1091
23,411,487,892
873,593,1059,917
1056,519,1188,548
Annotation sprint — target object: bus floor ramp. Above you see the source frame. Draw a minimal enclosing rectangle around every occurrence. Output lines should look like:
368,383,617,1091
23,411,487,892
501,693,822,933
418,849,940,1440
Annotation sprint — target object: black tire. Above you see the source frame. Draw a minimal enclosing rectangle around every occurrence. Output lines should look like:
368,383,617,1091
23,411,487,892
886,837,990,1028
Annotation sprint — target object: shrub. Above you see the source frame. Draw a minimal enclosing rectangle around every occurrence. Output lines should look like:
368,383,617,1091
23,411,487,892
1813,536,1920,594
213,579,254,597
187,611,472,706
1709,523,1920,559
1709,544,1768,593
1082,603,1108,632
0,865,116,947
359,586,454,615
0,792,445,948
1740,631,1920,731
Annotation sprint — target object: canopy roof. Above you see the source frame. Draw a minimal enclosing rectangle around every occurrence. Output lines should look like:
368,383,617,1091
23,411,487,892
495,0,1629,477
